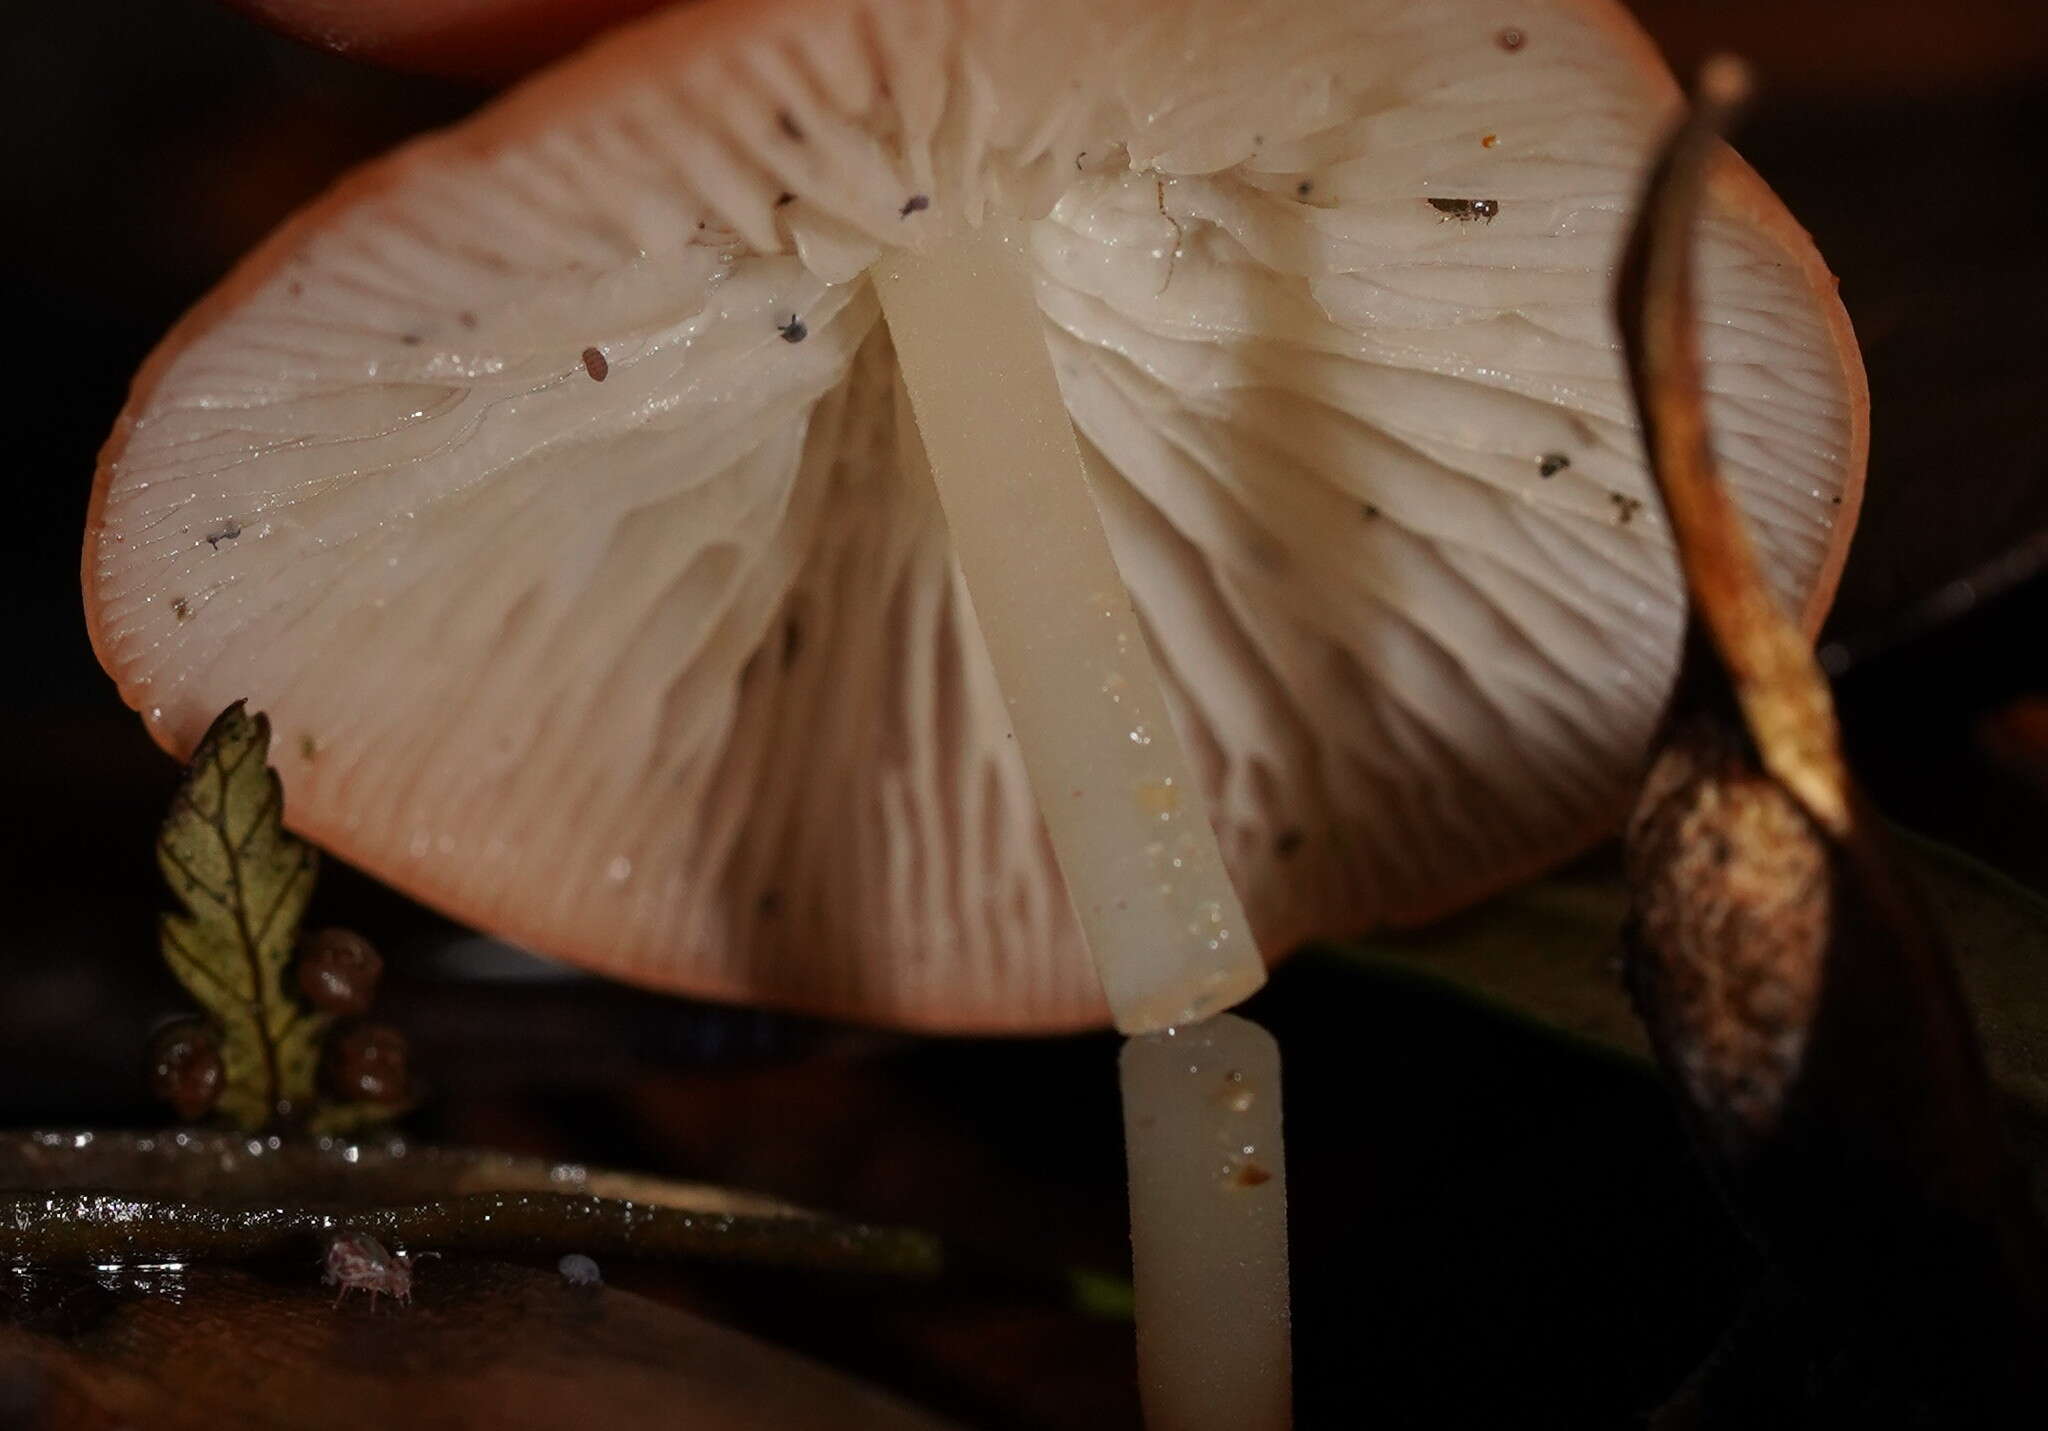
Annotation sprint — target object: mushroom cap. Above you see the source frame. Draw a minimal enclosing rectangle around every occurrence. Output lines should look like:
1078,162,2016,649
86,0,1866,1031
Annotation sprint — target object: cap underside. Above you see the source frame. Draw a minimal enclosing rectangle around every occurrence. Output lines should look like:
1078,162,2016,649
88,0,1865,1029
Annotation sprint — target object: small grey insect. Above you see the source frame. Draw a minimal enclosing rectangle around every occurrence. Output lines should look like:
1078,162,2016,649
778,315,808,344
1428,197,1499,222
204,521,242,549
899,194,930,218
1538,452,1571,478
558,1253,603,1287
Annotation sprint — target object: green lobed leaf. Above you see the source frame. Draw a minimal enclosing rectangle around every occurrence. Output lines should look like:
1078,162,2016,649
1895,830,2048,1123
1323,835,2048,1191
1325,852,1645,1066
157,701,323,1129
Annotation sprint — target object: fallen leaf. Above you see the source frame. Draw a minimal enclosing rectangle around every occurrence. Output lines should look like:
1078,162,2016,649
0,1261,959,1430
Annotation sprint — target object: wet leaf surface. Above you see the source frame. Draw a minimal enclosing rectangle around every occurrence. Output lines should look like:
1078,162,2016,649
0,1132,937,1277
0,1260,957,1430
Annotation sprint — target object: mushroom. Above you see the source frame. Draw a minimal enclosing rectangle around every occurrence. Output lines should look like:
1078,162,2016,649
87,5,1862,1416
85,0,1864,1034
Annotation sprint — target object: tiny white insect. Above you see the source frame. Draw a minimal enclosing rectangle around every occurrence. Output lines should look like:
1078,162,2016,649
322,1229,433,1308
557,1252,603,1287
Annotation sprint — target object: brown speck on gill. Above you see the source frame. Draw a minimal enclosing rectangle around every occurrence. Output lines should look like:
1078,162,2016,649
1428,197,1499,221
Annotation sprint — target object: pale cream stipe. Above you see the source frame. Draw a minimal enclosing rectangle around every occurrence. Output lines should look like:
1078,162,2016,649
876,219,1265,1035
880,219,1288,1427
1122,1014,1292,1431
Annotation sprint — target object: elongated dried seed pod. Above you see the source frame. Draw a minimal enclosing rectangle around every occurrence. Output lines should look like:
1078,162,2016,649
1617,59,2047,1411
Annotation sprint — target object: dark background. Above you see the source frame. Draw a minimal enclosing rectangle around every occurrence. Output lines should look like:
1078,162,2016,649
2,2,2044,1425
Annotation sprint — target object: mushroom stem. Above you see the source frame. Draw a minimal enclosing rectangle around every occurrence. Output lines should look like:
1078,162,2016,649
1122,1014,1293,1431
877,219,1291,1431
875,218,1264,1034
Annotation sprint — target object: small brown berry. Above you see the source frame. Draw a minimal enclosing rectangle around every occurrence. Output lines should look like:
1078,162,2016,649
325,1023,410,1104
148,1018,223,1121
297,927,382,1015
